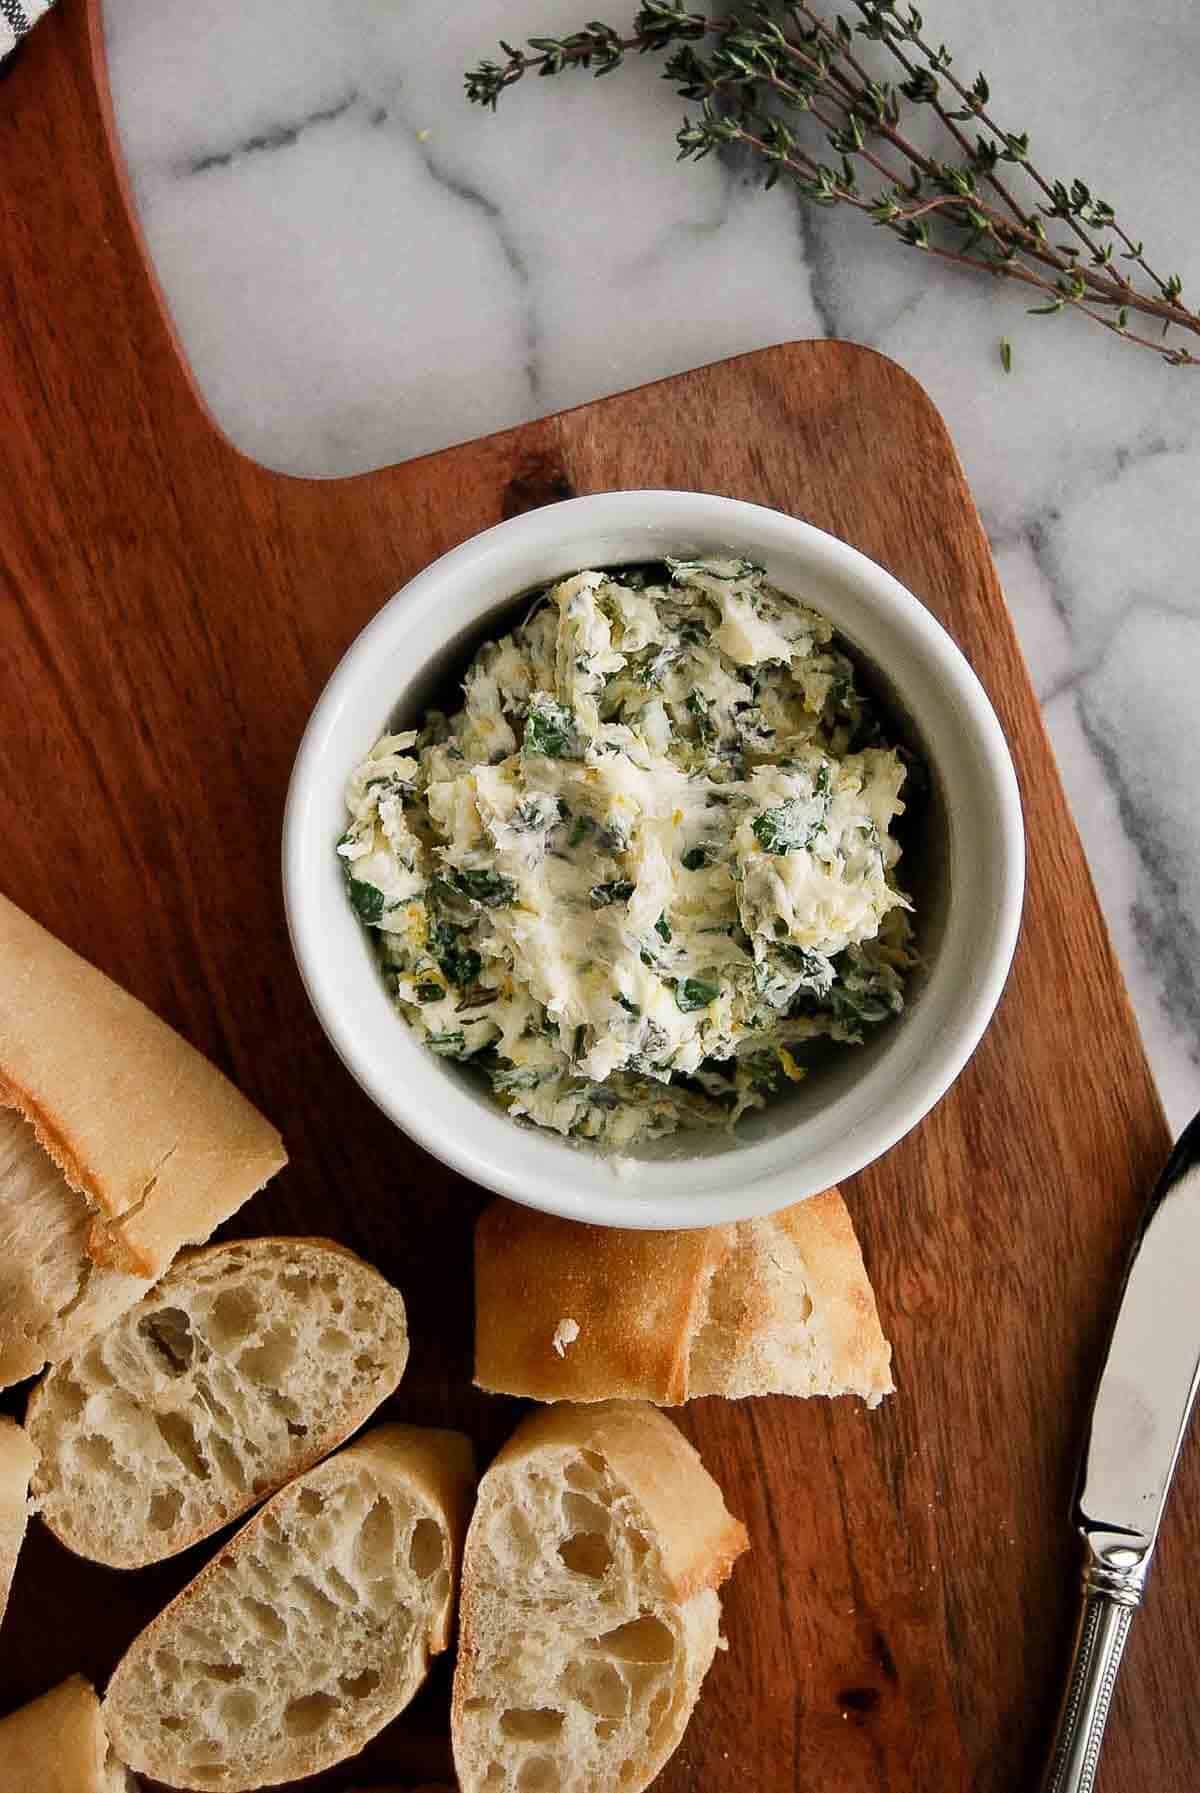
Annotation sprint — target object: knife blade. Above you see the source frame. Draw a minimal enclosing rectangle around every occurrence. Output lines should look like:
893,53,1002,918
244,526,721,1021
1043,1109,1200,1793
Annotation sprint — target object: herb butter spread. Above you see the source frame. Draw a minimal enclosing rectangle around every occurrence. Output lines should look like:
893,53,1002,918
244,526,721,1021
339,558,916,1146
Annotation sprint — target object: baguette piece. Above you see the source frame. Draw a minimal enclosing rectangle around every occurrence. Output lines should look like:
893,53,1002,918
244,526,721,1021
689,1190,893,1402
0,1414,37,1626
0,892,286,1388
452,1400,747,1793
0,1107,149,1388
104,1424,476,1792
474,1187,893,1407
0,1674,136,1792
27,1236,410,1568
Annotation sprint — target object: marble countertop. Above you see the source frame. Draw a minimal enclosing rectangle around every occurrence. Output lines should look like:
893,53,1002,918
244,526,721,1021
101,0,1200,1129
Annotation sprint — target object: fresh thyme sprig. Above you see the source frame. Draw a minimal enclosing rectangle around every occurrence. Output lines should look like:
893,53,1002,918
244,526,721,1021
466,0,1198,366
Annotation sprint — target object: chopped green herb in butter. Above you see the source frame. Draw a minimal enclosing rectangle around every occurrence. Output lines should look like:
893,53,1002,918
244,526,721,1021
339,558,915,1145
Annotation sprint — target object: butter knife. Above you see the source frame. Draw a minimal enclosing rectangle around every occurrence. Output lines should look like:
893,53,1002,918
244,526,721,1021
1043,1110,1200,1793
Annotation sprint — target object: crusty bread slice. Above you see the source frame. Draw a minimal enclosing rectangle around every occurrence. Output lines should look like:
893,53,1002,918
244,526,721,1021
0,1414,37,1627
474,1187,893,1408
0,1674,136,1792
26,1236,410,1568
0,893,286,1388
103,1424,475,1792
452,1400,747,1793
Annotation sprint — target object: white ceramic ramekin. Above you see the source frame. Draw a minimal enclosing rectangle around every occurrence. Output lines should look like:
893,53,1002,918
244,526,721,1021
283,491,1023,1228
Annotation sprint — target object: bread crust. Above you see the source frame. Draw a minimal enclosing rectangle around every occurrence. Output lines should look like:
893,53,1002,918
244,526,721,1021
0,1414,37,1628
26,1235,411,1568
0,891,286,1280
474,1187,893,1406
475,1202,725,1404
0,1674,128,1792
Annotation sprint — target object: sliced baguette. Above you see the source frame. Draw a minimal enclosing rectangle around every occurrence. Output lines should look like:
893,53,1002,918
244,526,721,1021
0,1674,136,1792
474,1187,893,1407
0,1414,37,1626
0,892,286,1388
26,1236,410,1567
452,1400,747,1793
103,1423,476,1791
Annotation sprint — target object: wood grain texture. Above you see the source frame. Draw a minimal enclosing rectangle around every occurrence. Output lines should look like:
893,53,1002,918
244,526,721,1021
0,5,1188,1791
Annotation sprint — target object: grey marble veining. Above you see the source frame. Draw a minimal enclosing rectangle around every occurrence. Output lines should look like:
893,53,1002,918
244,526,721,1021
101,0,1200,1130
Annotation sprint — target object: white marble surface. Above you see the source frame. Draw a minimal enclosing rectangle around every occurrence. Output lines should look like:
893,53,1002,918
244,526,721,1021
101,0,1200,1129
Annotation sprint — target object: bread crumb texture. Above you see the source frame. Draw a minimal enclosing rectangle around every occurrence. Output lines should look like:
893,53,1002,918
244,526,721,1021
453,1402,746,1793
28,1238,409,1568
104,1429,470,1791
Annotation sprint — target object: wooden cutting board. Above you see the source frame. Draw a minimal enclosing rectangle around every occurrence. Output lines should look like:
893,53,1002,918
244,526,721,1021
0,6,1192,1791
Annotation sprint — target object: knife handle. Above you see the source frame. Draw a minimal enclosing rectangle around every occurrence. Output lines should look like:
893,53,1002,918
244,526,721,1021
1043,1544,1146,1793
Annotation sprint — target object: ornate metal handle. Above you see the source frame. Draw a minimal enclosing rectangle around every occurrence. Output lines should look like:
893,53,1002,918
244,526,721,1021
1043,1540,1147,1793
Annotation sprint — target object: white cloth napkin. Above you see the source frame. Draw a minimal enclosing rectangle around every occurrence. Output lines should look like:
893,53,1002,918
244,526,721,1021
2,0,55,61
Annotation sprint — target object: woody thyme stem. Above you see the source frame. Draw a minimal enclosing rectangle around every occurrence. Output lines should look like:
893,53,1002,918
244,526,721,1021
465,1,1198,367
